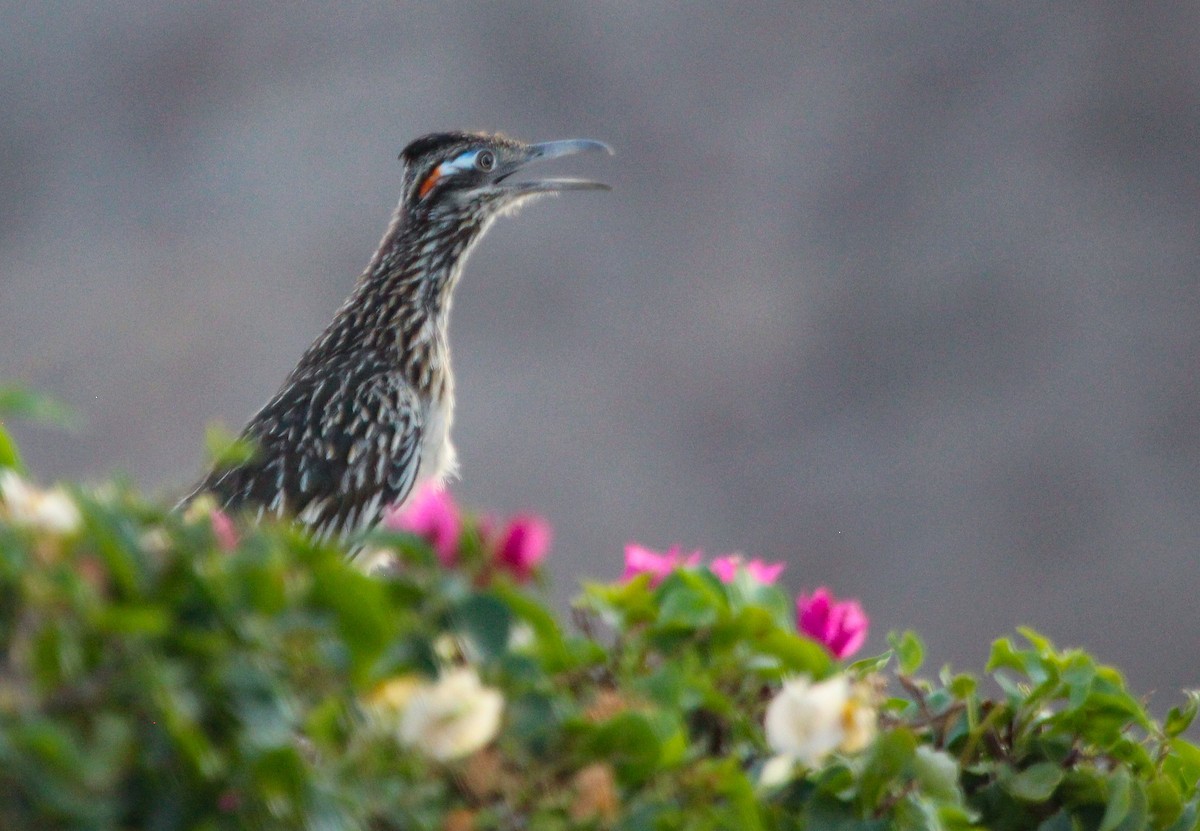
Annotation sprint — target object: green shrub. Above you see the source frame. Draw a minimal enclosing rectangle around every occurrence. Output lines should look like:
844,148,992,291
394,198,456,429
1,397,1197,830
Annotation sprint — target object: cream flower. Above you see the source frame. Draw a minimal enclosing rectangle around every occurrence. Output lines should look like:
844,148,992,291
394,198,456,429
761,674,878,784
398,667,504,762
840,683,878,754
0,470,80,534
365,674,425,716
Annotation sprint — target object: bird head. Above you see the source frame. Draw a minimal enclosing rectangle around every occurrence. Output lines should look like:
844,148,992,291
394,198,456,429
398,131,612,221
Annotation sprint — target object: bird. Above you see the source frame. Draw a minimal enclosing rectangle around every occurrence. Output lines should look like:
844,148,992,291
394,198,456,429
182,131,611,539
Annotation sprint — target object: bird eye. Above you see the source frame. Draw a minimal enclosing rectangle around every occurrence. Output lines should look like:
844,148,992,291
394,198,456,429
475,150,496,172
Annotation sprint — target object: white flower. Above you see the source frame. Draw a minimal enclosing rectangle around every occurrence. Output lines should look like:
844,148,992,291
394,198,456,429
0,470,80,534
759,754,799,788
762,674,878,782
398,667,504,762
365,674,425,716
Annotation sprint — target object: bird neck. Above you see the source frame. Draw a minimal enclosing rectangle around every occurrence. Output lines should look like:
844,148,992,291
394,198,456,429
302,207,488,399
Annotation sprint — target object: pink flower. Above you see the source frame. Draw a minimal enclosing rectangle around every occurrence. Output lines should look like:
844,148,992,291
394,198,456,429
710,554,786,585
796,588,869,659
492,514,552,582
747,559,786,584
385,485,461,566
210,508,239,552
622,543,702,586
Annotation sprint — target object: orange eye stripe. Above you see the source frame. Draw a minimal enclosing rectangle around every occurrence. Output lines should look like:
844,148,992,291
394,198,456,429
417,167,441,199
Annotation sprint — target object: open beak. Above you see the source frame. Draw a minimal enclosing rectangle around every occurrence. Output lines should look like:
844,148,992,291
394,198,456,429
496,138,613,194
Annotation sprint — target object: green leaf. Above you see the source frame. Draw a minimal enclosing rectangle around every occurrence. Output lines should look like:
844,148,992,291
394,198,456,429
1077,689,1152,736
371,634,439,680
92,604,172,636
453,592,512,662
14,719,87,778
656,571,723,630
986,637,1025,674
1036,811,1078,831
647,710,687,769
305,695,348,749
492,583,595,673
309,558,392,678
725,572,792,626
703,758,765,830
1016,627,1054,653
1109,778,1147,831
758,630,835,678
1059,769,1108,808
889,631,925,675
847,650,893,676
1021,653,1055,689
79,713,134,790
891,793,949,831
1146,774,1183,829
804,791,888,829
203,423,259,468
252,746,309,811
1061,653,1097,708
1003,762,1063,803
1162,738,1200,793
1163,691,1199,739
78,497,149,596
31,622,81,688
1098,769,1131,831
0,385,80,428
994,672,1026,704
0,422,24,472
1162,806,1198,831
508,691,560,756
946,673,977,699
935,803,983,831
585,712,663,787
581,575,657,626
720,603,778,648
859,727,918,811
617,801,675,831
639,661,694,710
912,746,962,803
226,662,296,749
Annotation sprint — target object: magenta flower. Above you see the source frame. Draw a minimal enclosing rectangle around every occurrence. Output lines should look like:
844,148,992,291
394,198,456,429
709,554,786,585
622,543,702,586
796,588,869,659
210,508,239,552
493,514,552,582
384,485,461,566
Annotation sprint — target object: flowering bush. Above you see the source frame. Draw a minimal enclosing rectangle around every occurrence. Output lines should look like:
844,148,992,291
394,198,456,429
1,395,1198,830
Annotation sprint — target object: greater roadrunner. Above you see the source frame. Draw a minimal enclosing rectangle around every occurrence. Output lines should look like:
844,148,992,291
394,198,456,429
184,132,611,538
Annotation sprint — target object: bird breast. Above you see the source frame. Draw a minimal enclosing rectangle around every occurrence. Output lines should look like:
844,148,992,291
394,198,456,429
418,370,458,489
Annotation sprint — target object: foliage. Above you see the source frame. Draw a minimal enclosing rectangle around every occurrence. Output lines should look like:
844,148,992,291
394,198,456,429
0,414,1197,829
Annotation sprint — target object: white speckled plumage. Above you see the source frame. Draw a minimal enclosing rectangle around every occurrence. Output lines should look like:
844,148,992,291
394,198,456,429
182,132,610,539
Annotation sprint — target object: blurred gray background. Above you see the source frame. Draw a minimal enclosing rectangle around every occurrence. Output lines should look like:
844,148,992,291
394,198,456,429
2,3,1197,703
